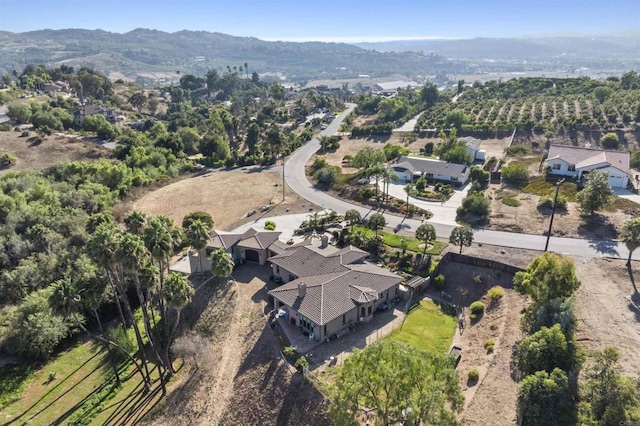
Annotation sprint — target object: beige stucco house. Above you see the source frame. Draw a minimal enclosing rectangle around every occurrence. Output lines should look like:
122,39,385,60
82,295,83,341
268,237,402,342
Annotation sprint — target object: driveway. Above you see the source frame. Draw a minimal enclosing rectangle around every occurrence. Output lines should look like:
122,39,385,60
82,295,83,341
0,105,8,124
613,187,640,205
382,181,471,225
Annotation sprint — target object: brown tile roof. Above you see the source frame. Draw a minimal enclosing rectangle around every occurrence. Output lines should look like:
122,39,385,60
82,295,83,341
209,231,242,250
208,228,281,251
269,246,349,277
547,145,630,175
269,268,402,325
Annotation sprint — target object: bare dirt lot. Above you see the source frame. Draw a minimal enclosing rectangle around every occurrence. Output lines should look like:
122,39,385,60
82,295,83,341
420,245,640,425
131,167,318,231
0,130,111,174
147,265,331,426
485,182,640,240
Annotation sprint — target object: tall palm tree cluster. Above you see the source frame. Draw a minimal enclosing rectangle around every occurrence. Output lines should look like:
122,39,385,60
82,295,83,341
48,211,234,394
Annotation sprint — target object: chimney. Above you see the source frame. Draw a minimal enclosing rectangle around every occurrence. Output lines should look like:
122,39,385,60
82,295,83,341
298,282,307,298
320,235,329,248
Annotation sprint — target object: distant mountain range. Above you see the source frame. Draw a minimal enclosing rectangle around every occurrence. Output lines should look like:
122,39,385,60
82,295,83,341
0,29,638,83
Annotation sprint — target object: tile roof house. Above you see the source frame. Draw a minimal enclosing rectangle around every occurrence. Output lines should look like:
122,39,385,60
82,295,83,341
72,105,115,126
268,237,402,342
169,227,281,275
545,145,631,188
391,155,470,186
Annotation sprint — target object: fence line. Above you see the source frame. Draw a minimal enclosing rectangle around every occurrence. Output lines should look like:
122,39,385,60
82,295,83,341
434,252,524,277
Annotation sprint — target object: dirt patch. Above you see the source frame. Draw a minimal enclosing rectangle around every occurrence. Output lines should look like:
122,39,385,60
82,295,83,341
130,167,317,231
425,260,528,426
147,265,331,426
485,182,637,240
574,258,640,376
0,131,112,174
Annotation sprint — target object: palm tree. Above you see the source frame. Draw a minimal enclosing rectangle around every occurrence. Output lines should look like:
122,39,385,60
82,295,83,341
415,223,436,258
124,210,147,235
185,219,209,274
87,224,127,328
621,218,640,267
209,248,234,281
49,278,150,390
143,217,175,307
244,62,249,79
345,209,362,232
163,273,194,372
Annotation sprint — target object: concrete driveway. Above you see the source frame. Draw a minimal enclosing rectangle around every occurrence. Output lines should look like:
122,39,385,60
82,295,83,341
613,188,640,205
382,181,471,225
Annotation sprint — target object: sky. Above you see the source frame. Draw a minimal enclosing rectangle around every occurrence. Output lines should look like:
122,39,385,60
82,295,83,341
1,0,639,41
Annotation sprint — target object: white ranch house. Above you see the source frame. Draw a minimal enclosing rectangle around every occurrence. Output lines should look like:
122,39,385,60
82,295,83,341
545,145,631,188
391,155,470,186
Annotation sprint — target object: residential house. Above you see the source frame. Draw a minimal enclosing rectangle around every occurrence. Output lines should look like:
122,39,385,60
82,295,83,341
72,105,115,126
169,227,283,275
545,145,631,188
459,136,485,161
209,228,283,265
268,237,402,342
391,155,470,186
372,81,420,95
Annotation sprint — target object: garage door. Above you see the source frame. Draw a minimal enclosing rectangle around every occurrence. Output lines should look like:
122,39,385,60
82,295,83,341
608,175,623,188
245,249,260,263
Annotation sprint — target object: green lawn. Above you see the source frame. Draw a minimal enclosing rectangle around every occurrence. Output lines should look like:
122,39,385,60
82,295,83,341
354,226,447,255
390,300,457,354
0,313,165,425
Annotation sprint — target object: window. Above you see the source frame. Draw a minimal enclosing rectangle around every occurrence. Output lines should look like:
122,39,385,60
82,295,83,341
568,165,575,172
324,325,327,335
552,163,561,170
276,266,280,274
426,173,434,178
367,306,372,315
342,314,346,324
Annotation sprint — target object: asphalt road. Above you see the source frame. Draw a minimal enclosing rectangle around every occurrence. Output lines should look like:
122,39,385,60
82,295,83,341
284,104,637,261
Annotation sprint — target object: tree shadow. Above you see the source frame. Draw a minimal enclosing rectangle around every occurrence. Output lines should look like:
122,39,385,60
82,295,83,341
587,239,620,257
627,266,640,323
5,350,103,425
577,213,619,240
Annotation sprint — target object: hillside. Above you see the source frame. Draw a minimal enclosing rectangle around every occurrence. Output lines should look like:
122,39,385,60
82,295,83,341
0,28,458,83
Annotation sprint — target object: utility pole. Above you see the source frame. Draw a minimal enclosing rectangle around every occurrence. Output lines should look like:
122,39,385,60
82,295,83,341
544,178,565,252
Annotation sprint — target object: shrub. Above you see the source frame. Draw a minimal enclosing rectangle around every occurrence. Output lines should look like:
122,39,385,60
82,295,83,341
21,130,30,137
502,197,520,207
501,164,529,186
490,323,498,331
600,132,619,149
434,274,446,290
310,156,328,173
505,144,530,155
468,369,480,383
0,124,12,131
538,193,568,209
315,166,337,187
459,192,490,217
484,339,495,353
294,355,308,372
0,153,17,167
470,301,485,315
264,220,276,231
487,286,504,302
282,346,297,358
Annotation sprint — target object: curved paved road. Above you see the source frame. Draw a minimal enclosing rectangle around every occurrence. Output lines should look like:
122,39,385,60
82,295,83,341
284,104,637,260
